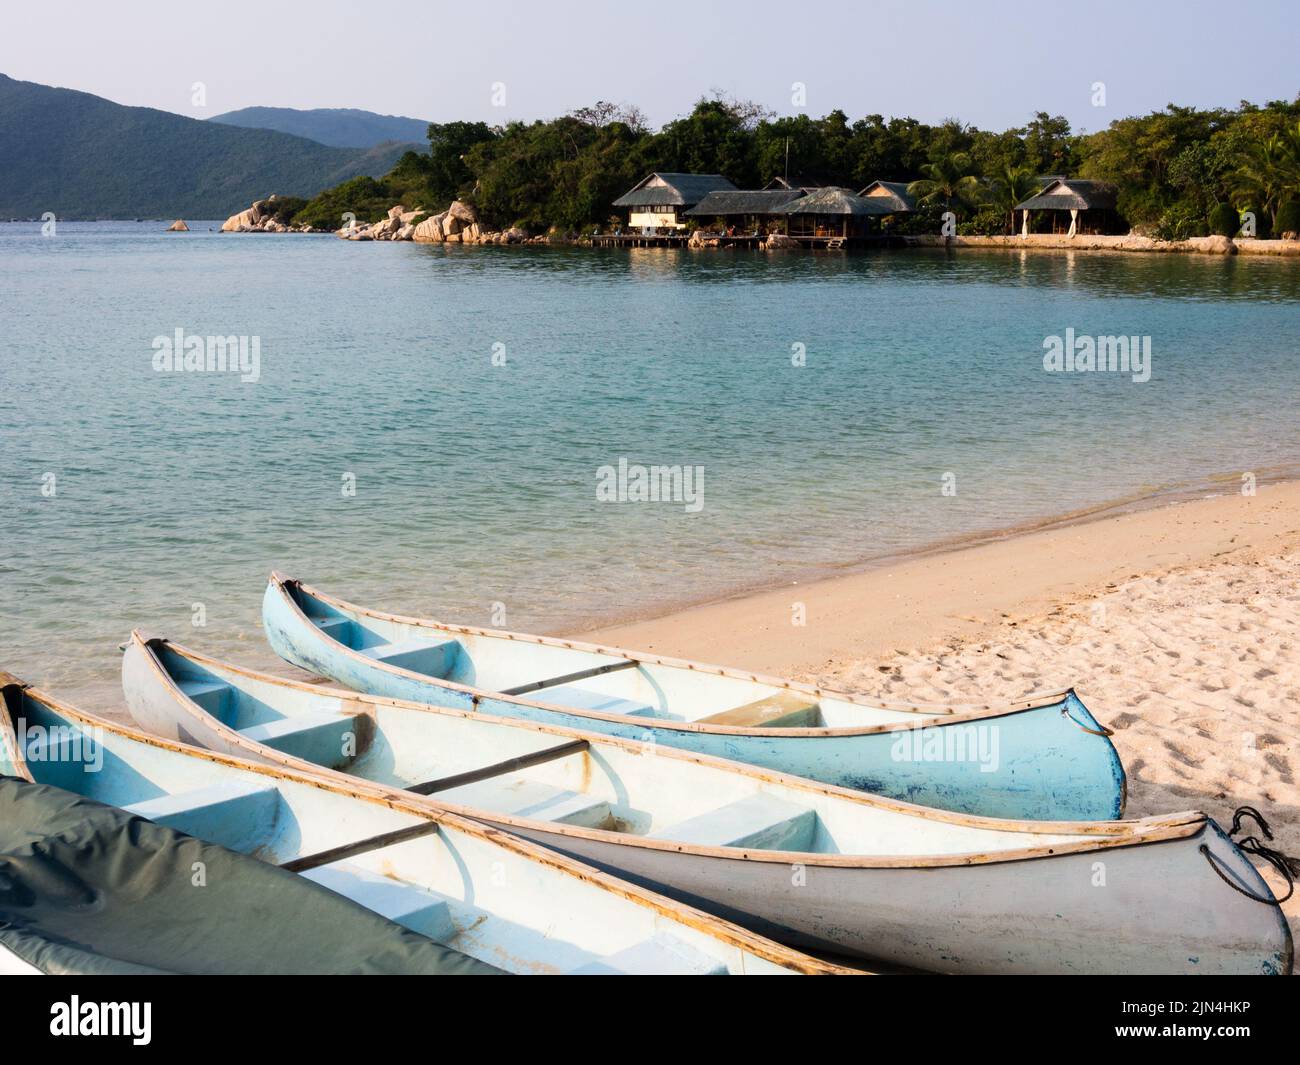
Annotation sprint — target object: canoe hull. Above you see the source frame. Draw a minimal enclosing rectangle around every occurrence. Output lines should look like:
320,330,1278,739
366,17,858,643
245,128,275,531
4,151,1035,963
263,583,1125,820
488,818,1292,975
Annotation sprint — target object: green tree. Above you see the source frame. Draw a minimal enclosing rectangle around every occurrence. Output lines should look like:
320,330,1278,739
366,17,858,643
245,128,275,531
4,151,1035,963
1231,120,1300,229
426,121,496,204
657,97,766,185
1021,113,1076,175
985,163,1040,233
907,150,982,213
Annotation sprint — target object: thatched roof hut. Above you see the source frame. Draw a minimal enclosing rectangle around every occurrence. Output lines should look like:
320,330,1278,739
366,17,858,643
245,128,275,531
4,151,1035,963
782,187,891,216
1014,179,1117,213
1014,179,1122,236
685,189,805,218
612,173,738,231
857,181,916,213
612,173,736,208
780,187,892,239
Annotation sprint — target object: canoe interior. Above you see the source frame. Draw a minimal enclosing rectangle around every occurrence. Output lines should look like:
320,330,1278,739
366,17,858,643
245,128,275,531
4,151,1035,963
2,689,804,975
286,581,929,729
148,643,1106,859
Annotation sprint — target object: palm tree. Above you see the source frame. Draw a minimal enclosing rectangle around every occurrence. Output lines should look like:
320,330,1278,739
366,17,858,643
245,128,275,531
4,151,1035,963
986,164,1041,234
907,151,982,215
1231,121,1300,231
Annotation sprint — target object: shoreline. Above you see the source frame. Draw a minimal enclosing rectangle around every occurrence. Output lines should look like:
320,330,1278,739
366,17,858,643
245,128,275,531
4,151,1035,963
577,476,1300,679
581,477,1300,938
12,219,1299,257
573,469,1300,661
904,233,1300,257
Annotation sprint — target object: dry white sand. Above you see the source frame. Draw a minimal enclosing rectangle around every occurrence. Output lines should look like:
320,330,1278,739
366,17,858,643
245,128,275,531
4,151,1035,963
586,481,1300,946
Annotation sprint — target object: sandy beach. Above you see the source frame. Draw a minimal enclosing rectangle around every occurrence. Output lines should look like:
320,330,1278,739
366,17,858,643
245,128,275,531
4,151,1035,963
585,480,1300,943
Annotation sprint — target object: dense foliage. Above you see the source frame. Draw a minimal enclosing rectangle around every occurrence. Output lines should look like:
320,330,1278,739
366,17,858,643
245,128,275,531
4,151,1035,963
288,93,1300,237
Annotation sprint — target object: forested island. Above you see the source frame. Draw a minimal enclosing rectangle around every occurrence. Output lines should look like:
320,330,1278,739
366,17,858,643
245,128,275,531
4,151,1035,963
266,95,1300,241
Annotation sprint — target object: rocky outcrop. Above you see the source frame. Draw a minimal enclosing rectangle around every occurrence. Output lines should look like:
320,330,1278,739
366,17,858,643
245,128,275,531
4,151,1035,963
1184,234,1236,255
209,195,537,245
412,200,478,243
411,214,443,242
166,219,189,232
221,195,275,232
764,233,800,249
220,194,324,234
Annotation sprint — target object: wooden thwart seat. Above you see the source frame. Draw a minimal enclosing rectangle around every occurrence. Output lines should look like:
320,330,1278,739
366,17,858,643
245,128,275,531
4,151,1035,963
437,777,612,828
177,677,233,717
238,709,362,769
696,690,822,728
312,615,352,643
407,738,589,795
356,636,462,677
649,792,817,851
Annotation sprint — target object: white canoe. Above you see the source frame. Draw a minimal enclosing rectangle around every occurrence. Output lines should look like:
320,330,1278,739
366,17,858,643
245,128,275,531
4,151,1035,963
263,573,1126,821
123,632,1294,975
0,673,847,976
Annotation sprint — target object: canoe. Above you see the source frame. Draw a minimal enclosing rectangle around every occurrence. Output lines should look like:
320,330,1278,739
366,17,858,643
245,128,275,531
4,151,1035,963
0,774,501,975
123,632,1294,975
263,573,1126,821
0,675,847,976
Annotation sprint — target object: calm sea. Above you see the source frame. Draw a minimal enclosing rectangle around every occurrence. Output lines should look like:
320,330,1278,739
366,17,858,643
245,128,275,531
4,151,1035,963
3,221,1299,708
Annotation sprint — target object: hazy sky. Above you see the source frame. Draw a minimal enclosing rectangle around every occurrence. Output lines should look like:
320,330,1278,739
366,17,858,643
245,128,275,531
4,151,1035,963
4,0,1297,132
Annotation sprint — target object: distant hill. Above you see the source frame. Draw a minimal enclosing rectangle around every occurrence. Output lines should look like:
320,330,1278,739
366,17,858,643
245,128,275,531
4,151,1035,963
210,106,430,148
0,74,424,219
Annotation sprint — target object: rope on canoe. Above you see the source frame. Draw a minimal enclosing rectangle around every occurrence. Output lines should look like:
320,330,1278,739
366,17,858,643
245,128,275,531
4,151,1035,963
1057,705,1114,737
1201,805,1299,905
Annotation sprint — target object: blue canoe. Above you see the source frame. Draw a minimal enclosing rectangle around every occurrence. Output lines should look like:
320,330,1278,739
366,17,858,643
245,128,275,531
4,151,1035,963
263,573,1127,821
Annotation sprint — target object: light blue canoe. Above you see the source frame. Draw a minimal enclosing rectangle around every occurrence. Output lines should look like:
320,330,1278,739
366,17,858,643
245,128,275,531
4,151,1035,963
0,675,847,975
263,573,1126,820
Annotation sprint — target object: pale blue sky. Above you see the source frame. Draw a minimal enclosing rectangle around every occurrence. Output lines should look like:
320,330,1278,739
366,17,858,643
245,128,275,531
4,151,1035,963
3,0,1296,131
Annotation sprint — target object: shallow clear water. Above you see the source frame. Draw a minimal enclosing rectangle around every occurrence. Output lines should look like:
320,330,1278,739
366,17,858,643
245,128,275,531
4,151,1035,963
3,222,1299,707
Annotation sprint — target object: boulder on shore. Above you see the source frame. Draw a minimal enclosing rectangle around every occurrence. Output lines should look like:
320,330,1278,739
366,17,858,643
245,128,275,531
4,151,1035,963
166,219,189,232
220,194,293,233
765,233,800,249
1185,234,1236,255
413,215,445,242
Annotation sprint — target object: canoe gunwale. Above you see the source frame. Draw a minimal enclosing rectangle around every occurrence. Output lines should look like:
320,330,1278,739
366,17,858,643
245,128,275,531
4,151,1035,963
3,674,855,976
268,574,1092,737
129,633,1209,871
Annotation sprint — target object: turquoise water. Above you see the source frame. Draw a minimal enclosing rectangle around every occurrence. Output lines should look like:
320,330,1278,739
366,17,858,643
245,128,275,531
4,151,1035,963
3,222,1299,707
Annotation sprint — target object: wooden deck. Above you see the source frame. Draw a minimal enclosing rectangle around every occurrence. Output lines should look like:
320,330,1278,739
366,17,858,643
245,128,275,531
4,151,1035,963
591,233,690,247
590,233,901,250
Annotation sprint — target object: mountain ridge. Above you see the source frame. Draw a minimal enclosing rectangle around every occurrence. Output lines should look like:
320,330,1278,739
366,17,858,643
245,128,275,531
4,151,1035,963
0,74,423,219
209,105,430,148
